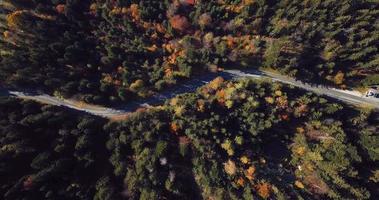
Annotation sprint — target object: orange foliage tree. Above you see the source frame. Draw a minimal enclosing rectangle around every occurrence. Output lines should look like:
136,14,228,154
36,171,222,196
256,182,271,199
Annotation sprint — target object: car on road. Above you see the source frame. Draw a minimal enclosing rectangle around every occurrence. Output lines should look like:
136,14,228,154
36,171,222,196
365,86,379,98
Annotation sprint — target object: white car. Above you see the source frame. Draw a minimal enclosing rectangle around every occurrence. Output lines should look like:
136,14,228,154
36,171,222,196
365,86,379,98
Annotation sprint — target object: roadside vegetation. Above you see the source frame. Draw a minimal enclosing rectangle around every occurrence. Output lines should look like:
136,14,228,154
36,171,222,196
1,0,378,105
1,78,378,199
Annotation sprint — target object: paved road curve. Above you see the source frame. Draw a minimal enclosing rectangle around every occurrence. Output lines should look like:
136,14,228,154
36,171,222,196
2,70,379,118
226,69,379,108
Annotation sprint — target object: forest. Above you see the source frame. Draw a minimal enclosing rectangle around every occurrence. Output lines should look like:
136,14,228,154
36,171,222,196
1,0,378,199
1,0,378,105
1,78,378,199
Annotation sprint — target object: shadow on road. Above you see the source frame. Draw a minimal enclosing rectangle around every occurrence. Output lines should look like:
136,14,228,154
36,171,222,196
113,72,237,112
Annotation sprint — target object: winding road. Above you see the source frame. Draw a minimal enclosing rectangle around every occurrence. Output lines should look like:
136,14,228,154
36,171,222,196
2,69,379,118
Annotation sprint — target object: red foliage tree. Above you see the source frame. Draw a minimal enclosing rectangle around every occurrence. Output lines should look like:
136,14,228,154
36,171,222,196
180,0,196,6
23,176,33,190
169,15,190,32
56,4,65,14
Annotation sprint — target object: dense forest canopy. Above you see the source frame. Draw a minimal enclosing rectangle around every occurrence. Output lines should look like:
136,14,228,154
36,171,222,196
1,1,378,199
1,78,378,199
0,0,378,105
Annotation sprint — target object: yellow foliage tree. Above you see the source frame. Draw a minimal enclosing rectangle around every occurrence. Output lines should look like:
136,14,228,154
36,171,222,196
174,105,185,116
6,10,24,28
170,97,179,106
216,89,226,104
243,0,255,5
275,90,282,96
225,100,234,109
296,127,305,134
240,156,249,164
221,139,234,156
265,96,274,104
208,77,224,90
3,31,11,39
224,159,237,175
334,71,345,85
129,79,144,92
295,180,305,189
294,146,306,156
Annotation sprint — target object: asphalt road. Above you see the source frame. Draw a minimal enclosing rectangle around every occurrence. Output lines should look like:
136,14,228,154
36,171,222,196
2,70,379,118
226,69,379,108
